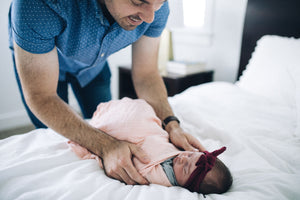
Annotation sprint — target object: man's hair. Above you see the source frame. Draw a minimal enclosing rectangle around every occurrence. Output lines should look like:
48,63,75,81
199,158,233,194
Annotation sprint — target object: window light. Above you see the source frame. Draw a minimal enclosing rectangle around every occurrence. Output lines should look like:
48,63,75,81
183,0,206,28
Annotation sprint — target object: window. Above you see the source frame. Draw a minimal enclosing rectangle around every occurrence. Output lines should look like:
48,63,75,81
183,0,206,28
167,0,215,34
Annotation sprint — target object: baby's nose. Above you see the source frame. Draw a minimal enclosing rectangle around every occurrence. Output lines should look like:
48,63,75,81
181,155,189,162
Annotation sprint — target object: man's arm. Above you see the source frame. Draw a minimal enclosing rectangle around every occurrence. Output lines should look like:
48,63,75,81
132,36,206,152
13,42,149,185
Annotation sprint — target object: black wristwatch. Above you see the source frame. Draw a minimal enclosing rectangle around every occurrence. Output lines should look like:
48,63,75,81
162,116,180,129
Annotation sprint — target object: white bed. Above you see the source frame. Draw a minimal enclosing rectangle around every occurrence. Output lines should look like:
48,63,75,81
1,35,300,200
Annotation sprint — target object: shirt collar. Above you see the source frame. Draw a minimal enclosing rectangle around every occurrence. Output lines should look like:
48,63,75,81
93,0,110,26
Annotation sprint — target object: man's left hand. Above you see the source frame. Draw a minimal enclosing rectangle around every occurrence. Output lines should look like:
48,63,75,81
167,122,206,152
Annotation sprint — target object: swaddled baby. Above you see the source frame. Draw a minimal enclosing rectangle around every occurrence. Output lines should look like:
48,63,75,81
68,98,232,194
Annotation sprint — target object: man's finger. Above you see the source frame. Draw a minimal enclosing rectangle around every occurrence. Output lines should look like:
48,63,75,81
117,168,136,185
104,159,138,185
123,161,149,185
105,167,122,182
128,145,150,185
186,134,206,152
181,138,198,152
130,145,150,164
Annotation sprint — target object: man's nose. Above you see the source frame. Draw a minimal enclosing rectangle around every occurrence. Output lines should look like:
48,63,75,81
139,5,155,23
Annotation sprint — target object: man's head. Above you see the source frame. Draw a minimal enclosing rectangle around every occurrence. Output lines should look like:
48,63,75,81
173,148,232,194
100,0,167,30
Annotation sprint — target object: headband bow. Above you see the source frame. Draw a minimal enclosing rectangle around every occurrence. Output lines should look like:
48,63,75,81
184,146,226,193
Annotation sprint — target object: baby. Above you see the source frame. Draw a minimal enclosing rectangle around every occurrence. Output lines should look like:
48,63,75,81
161,147,232,194
68,98,232,194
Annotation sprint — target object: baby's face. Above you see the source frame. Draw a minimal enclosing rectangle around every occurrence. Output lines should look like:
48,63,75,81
173,151,204,186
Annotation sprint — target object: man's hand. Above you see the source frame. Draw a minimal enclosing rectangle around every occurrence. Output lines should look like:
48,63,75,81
167,122,206,152
101,139,150,185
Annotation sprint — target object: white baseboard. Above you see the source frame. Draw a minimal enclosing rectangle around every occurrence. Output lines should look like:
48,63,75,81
0,110,31,131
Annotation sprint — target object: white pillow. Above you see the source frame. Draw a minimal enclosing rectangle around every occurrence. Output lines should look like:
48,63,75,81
236,35,300,135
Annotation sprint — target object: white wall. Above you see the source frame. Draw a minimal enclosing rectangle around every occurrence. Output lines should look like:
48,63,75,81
208,0,247,82
0,0,247,131
0,0,32,130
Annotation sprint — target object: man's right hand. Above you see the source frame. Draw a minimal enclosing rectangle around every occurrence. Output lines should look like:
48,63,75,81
101,139,150,185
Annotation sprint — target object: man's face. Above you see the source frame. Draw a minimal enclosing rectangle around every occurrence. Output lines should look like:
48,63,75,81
173,151,204,186
102,0,166,30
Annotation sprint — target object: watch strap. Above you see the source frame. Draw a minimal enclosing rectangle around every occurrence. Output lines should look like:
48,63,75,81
162,116,180,129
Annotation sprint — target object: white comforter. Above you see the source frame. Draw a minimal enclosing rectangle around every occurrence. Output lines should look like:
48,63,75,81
1,81,299,200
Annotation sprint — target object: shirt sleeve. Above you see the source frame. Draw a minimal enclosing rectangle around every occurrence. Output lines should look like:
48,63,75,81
144,1,170,38
10,0,64,54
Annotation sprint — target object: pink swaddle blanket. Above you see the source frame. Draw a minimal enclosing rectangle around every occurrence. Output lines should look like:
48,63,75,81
68,97,181,186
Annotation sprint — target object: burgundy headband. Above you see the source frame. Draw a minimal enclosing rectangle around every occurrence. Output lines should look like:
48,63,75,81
184,146,226,193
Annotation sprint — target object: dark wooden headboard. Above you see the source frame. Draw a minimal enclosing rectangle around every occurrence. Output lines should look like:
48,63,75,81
237,0,300,80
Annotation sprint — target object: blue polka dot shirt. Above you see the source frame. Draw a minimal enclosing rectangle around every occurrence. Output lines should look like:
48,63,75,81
8,0,169,87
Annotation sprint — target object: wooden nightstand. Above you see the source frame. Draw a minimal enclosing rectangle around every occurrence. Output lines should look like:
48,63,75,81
118,66,214,99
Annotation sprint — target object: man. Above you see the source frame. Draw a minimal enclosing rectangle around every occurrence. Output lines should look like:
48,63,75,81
9,0,204,185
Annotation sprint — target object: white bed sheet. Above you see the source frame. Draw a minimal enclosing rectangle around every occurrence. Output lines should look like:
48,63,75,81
1,81,299,200
1,35,300,200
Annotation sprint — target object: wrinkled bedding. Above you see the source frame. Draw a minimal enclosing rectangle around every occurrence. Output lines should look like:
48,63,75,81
1,81,299,200
1,35,300,200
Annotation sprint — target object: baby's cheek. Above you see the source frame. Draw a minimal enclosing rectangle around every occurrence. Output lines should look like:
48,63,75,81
173,165,185,186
